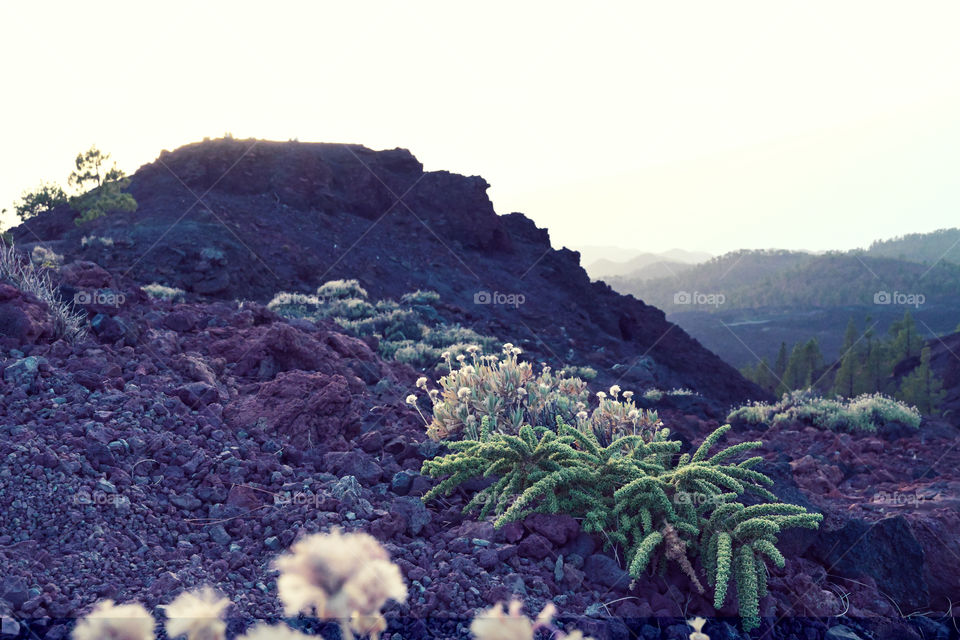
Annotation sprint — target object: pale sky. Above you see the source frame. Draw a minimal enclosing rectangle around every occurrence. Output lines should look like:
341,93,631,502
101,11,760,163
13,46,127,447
2,1,959,255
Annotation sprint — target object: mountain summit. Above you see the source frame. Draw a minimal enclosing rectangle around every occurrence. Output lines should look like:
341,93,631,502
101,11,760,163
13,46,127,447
13,137,765,407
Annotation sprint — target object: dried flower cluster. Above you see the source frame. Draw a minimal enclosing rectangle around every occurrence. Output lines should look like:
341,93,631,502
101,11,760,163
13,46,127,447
420,345,660,444
273,528,407,640
469,600,593,640
72,600,155,640
235,623,312,640
69,526,711,639
163,587,232,640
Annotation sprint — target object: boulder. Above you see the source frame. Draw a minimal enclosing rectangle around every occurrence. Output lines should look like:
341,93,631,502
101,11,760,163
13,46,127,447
225,371,360,449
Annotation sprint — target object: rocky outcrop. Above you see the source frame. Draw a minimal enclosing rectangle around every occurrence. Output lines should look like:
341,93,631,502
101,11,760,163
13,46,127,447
11,138,767,408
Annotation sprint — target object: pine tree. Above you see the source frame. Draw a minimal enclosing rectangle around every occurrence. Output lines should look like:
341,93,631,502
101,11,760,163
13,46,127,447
773,342,789,394
889,310,919,363
802,339,824,389
853,318,878,395
68,146,137,224
832,349,858,398
831,318,860,397
897,346,946,415
782,342,810,391
755,358,777,392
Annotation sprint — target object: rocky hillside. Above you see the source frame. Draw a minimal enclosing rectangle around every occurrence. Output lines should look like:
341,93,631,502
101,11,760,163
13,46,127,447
0,259,957,640
11,138,766,410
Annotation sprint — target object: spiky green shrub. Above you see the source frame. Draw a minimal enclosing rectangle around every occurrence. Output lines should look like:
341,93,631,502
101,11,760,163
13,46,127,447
388,341,440,368
265,291,322,317
400,289,441,305
143,282,186,302
316,278,368,300
268,281,500,371
728,389,921,432
0,239,86,342
30,245,63,268
422,396,822,631
561,365,598,381
324,297,377,321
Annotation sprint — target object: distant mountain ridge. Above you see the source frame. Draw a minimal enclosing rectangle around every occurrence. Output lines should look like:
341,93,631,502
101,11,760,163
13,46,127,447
584,247,711,279
603,233,960,368
865,227,960,265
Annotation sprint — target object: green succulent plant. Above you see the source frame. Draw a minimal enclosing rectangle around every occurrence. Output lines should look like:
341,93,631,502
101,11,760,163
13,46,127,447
422,415,821,632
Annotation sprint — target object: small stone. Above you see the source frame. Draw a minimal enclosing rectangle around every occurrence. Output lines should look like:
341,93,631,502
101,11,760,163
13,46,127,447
826,626,864,640
209,525,231,545
264,536,282,551
169,494,202,510
1,616,20,637
391,471,414,496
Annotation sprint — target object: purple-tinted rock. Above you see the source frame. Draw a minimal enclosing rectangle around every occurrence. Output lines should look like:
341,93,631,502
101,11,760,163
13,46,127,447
523,513,579,546
584,553,630,589
519,533,553,560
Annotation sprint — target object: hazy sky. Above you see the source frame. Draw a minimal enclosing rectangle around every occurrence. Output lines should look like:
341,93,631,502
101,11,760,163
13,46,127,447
2,1,959,255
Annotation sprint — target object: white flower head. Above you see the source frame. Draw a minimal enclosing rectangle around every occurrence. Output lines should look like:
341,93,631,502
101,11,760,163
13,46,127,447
511,347,522,356
628,409,640,420
236,623,312,640
72,600,155,640
687,616,709,640
609,385,621,397
415,377,428,389
596,391,607,400
470,600,532,640
456,354,467,362
163,587,232,640
273,528,406,624
622,390,634,400
405,394,418,405
467,345,480,354
576,411,588,420
535,602,556,627
458,387,472,399
441,351,451,359
502,343,515,353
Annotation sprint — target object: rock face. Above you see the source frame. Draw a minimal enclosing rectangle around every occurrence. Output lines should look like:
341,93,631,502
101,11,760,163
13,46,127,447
809,515,928,610
0,284,55,347
11,138,767,408
225,370,361,450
